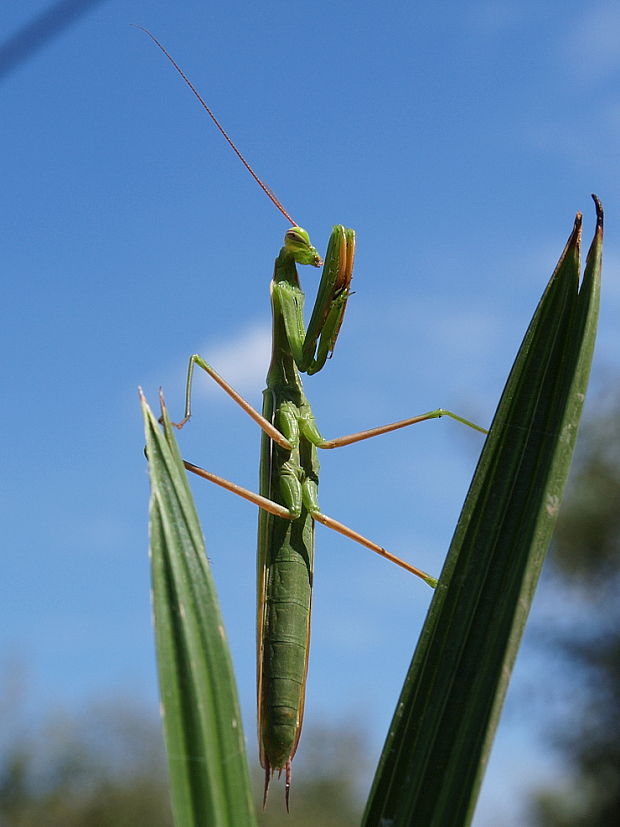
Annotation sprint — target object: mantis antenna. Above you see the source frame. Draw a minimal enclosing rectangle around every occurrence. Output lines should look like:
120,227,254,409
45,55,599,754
133,25,298,227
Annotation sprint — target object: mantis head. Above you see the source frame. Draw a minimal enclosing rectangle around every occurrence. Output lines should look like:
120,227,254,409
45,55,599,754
284,227,323,267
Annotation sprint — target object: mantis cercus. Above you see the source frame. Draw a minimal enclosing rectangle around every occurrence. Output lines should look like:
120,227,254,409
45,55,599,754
137,28,487,807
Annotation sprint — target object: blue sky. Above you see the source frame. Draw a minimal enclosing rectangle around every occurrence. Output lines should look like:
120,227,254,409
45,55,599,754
3,1,619,823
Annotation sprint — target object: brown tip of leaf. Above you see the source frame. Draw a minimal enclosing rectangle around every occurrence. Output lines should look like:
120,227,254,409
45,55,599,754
569,212,583,252
591,194,604,231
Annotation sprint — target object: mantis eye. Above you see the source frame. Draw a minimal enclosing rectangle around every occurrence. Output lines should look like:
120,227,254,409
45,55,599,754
284,227,323,267
285,229,307,245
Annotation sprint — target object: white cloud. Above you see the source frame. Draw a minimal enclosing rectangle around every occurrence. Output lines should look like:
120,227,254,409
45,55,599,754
195,322,272,396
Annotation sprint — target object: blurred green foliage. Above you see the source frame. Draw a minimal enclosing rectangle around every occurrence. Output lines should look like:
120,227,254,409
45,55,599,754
0,689,365,826
0,696,172,827
530,394,620,826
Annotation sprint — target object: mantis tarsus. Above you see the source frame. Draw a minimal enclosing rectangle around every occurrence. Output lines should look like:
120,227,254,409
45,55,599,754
137,28,487,808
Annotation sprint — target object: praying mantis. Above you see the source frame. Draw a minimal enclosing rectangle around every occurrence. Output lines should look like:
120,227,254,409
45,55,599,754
137,28,487,807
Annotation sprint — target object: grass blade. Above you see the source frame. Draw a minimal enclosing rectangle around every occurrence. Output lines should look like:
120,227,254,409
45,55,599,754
141,392,257,827
362,198,603,827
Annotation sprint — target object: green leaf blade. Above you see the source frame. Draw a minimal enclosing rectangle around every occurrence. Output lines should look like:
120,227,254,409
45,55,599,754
142,394,257,827
362,201,603,827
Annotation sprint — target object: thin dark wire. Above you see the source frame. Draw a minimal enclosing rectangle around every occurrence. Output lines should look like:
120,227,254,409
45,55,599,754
0,0,109,81
133,26,297,227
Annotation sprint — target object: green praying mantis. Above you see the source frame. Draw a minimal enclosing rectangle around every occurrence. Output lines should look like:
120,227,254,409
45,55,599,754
137,28,487,807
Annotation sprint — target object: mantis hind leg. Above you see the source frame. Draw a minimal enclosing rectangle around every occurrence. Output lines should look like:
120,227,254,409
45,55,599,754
301,476,437,586
182,459,437,587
